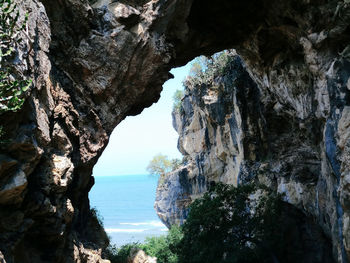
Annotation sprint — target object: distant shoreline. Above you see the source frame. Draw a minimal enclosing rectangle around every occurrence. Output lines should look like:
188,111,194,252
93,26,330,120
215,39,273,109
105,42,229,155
90,173,165,246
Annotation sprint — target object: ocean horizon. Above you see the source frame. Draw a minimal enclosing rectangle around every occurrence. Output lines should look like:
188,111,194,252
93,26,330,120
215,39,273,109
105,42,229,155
89,174,167,247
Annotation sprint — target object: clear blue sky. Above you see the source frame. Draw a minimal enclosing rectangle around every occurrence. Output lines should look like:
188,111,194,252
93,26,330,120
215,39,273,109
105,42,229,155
93,62,192,176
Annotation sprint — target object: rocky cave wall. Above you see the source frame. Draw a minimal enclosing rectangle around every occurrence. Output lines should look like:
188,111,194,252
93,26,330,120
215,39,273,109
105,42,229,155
0,0,350,262
154,52,338,262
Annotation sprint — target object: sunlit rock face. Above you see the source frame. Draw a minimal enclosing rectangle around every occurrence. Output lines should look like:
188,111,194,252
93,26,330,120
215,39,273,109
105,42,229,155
1,0,350,262
156,47,350,263
155,54,255,228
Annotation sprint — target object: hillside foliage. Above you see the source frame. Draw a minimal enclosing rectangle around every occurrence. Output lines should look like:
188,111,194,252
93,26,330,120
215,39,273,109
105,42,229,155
184,50,235,87
104,183,285,263
105,226,182,263
140,225,182,263
0,0,31,143
172,89,184,112
173,50,235,113
176,183,284,263
0,0,31,113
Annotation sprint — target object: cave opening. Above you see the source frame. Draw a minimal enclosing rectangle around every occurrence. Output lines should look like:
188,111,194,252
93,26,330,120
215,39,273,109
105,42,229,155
1,0,347,261
88,63,192,246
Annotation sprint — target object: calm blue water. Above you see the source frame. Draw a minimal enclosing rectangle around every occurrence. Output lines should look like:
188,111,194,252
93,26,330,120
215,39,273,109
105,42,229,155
89,174,167,247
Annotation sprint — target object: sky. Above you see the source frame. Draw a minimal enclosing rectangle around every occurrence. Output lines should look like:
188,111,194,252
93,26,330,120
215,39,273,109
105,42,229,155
93,62,192,176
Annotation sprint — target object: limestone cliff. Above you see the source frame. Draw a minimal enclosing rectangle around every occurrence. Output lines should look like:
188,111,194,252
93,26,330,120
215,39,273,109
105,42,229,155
1,0,350,262
155,50,350,263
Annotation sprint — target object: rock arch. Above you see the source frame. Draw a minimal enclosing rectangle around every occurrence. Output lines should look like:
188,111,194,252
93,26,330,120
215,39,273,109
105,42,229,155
0,0,349,262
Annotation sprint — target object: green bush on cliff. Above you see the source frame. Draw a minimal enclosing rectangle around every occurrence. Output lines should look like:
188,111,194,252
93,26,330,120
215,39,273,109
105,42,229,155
90,207,104,226
184,50,234,87
147,154,182,178
147,154,173,177
173,89,184,112
140,225,183,263
0,0,31,113
104,183,284,263
175,183,284,263
105,242,141,263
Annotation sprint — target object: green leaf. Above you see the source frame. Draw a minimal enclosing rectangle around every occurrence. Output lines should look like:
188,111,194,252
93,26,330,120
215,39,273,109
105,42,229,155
0,0,31,114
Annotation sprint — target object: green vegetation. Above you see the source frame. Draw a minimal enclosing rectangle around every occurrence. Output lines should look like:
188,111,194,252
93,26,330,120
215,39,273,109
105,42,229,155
184,50,235,86
146,154,182,177
90,208,142,263
176,183,283,263
172,51,235,114
105,242,140,263
172,89,184,112
90,207,104,226
147,154,173,177
0,0,31,113
104,226,182,263
140,225,182,263
0,0,31,141
103,183,284,263
146,154,183,185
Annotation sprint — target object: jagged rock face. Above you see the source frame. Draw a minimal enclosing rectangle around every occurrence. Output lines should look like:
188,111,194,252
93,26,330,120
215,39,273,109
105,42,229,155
155,51,350,263
1,0,350,262
0,0,175,262
155,54,258,228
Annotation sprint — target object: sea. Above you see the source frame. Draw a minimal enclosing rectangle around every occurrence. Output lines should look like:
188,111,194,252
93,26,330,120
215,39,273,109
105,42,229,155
89,174,167,247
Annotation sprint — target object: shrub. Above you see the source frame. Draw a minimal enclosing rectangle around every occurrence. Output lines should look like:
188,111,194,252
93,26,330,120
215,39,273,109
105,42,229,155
105,242,141,263
184,50,235,87
141,225,183,263
175,183,283,263
101,183,284,263
172,89,184,112
0,0,31,113
90,207,104,226
104,226,182,263
0,0,31,143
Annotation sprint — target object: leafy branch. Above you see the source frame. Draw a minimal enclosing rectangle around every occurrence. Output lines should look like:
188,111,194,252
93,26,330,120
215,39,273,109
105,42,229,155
184,50,235,87
0,0,31,141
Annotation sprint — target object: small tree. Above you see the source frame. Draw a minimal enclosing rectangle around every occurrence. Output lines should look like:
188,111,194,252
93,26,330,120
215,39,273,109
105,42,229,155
146,154,173,177
147,154,183,180
188,55,210,79
189,60,204,78
172,89,184,112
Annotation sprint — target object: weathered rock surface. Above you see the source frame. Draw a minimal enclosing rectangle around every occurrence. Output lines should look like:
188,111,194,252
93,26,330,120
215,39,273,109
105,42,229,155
1,0,350,262
155,51,350,263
